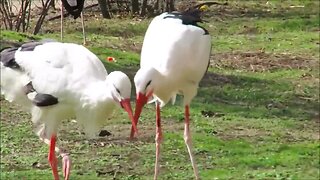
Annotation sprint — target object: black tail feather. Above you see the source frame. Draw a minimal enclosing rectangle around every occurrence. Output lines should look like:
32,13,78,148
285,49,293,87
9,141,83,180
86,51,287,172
170,1,228,25
61,0,85,19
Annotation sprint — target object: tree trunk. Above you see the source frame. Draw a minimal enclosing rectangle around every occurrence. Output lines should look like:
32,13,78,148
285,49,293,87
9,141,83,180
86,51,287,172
131,0,139,15
165,0,174,12
0,0,13,30
169,0,175,11
34,0,52,35
98,0,111,18
140,0,148,16
154,0,159,10
49,0,56,10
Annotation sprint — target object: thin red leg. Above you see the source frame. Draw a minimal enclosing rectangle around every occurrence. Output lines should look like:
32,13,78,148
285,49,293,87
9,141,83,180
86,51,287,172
38,126,71,180
48,134,59,180
154,102,162,180
130,116,137,139
61,152,71,180
130,126,135,139
184,105,199,180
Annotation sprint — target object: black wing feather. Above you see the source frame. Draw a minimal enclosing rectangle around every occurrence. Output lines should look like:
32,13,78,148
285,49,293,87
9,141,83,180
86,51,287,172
1,41,45,69
0,47,20,69
33,93,59,107
164,1,227,34
164,12,209,35
20,41,43,51
61,0,85,19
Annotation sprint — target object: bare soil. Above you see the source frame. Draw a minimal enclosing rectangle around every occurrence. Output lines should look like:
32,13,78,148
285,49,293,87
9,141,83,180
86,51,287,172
210,51,319,72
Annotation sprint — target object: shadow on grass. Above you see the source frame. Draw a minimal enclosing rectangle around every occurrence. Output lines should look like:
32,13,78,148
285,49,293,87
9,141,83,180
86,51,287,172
108,60,319,121
197,72,319,120
111,64,318,121
208,1,318,20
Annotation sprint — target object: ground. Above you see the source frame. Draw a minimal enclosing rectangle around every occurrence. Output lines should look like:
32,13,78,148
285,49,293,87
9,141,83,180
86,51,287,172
0,1,319,180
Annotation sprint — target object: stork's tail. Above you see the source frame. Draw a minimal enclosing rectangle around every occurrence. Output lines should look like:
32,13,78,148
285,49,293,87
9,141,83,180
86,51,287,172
191,2,228,12
60,0,85,19
179,1,228,23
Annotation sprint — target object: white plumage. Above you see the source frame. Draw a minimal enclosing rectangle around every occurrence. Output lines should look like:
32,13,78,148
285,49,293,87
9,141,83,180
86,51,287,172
60,0,86,45
131,11,211,180
0,41,136,180
137,12,211,106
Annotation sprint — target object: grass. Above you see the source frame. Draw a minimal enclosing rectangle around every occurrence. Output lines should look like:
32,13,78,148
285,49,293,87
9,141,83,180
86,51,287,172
1,0,319,179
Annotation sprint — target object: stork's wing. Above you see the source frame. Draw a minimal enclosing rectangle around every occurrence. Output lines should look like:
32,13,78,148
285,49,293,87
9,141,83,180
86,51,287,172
14,42,107,98
0,47,32,107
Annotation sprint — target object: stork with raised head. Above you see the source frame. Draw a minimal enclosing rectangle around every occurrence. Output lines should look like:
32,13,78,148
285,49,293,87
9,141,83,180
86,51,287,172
130,5,212,180
60,0,86,45
0,41,137,180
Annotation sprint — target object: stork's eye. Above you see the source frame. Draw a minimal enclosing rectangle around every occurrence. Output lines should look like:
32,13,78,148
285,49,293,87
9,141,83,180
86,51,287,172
114,85,121,94
116,88,121,94
145,80,152,90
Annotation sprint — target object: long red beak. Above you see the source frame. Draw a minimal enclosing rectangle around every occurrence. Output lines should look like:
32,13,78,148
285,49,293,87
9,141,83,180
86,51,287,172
129,92,148,139
120,98,137,135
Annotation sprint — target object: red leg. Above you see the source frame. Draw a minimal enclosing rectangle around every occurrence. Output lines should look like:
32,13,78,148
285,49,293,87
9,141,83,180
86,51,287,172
154,102,162,180
130,118,137,139
61,152,71,180
48,134,59,180
37,125,71,180
184,105,199,180
130,105,140,139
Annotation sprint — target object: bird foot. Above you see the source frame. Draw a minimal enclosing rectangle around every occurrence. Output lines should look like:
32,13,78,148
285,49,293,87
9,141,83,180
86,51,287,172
61,153,71,180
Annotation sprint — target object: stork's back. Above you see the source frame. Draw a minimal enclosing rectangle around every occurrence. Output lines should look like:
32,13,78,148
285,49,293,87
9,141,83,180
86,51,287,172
140,13,211,83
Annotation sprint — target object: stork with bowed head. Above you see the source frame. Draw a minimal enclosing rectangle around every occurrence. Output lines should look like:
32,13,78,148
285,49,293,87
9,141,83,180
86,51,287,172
60,0,86,45
130,4,213,180
0,41,137,180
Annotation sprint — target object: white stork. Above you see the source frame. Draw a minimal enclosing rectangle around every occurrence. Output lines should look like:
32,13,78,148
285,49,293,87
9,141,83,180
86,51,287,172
130,6,212,180
60,0,86,45
0,41,137,180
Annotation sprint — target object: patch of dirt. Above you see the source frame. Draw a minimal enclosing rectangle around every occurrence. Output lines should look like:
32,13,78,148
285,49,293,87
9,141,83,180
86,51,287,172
218,126,271,141
0,97,31,124
210,51,318,72
204,1,318,20
63,118,186,149
200,72,233,87
103,40,142,54
104,119,185,144
218,123,320,143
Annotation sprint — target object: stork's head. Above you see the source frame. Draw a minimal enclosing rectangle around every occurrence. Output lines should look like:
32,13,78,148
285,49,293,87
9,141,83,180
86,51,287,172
106,71,137,133
132,67,161,137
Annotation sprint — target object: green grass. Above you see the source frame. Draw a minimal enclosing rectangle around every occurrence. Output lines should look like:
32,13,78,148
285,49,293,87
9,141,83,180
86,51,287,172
1,1,319,179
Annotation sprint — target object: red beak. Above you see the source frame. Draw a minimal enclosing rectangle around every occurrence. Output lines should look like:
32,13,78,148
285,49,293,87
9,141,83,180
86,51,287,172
120,98,137,135
129,92,148,139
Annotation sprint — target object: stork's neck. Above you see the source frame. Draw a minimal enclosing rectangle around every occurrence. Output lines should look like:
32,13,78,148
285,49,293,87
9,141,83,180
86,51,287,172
82,80,114,104
153,73,177,104
78,80,116,139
